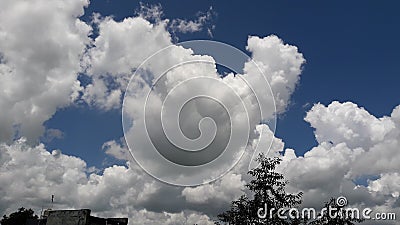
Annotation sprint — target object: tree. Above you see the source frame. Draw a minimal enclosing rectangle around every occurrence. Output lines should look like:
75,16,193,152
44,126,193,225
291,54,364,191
216,154,303,224
215,154,364,225
1,207,38,225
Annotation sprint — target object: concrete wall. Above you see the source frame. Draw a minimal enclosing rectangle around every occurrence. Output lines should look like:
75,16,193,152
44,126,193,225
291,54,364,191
45,209,90,225
40,209,128,225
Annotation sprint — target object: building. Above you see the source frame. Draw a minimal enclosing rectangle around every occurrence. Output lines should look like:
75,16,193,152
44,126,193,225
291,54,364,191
25,209,128,225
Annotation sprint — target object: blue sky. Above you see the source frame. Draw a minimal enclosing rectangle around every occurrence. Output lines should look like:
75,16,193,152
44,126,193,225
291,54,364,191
45,0,400,168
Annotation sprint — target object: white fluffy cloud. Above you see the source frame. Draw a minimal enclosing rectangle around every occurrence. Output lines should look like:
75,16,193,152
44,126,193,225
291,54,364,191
81,15,172,110
305,101,395,149
182,173,245,204
82,4,216,110
0,0,307,219
102,139,132,161
302,101,400,178
169,7,215,34
3,101,400,224
0,3,306,220
0,2,230,222
369,173,400,198
118,31,305,185
0,139,215,224
245,35,305,114
0,0,91,144
279,101,400,225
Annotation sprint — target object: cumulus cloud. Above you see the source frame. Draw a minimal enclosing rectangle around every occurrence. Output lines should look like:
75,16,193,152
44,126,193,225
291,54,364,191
279,101,400,225
305,101,395,149
2,1,304,221
134,2,164,23
81,14,172,110
102,139,133,162
169,7,216,35
0,139,216,224
80,8,305,187
2,102,400,224
369,173,400,198
117,32,305,185
0,3,305,219
301,101,400,178
244,35,305,114
182,173,245,204
80,4,306,210
0,0,91,144
0,127,284,222
135,3,216,36
82,4,216,110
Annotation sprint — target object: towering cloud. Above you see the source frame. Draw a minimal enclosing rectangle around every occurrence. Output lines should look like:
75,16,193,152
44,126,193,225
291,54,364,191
0,0,91,144
281,102,400,224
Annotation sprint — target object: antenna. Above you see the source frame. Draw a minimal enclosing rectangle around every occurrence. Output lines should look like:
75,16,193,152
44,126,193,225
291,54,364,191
51,194,54,209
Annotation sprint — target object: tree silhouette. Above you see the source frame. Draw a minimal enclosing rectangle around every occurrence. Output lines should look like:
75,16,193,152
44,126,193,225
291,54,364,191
1,207,38,225
215,154,364,225
216,154,303,224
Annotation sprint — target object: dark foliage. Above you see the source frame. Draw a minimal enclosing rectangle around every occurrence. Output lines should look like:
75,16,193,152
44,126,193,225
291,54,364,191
1,207,38,225
215,154,364,225
216,154,302,224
